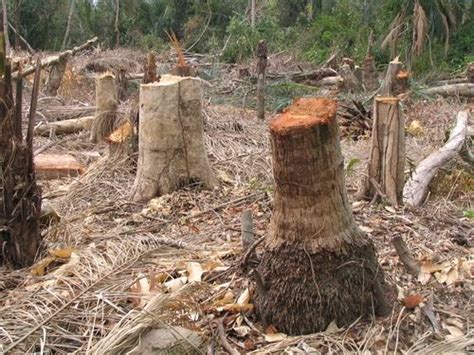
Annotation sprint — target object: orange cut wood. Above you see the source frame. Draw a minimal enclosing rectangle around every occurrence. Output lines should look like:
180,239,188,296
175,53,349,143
34,154,85,179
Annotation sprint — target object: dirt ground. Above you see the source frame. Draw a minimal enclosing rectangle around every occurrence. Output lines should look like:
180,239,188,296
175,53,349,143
0,49,472,354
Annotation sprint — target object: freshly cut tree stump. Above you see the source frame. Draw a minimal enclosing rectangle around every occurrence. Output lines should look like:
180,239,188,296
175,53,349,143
360,97,405,206
132,75,216,202
45,52,70,96
90,72,118,143
255,98,390,335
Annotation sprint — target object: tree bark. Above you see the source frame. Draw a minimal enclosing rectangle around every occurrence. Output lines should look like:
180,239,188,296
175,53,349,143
13,0,20,50
255,98,390,335
114,0,120,48
0,53,42,268
62,0,75,50
34,115,94,136
421,83,474,97
1,0,10,55
90,72,118,143
360,97,405,206
132,75,216,202
403,111,470,207
256,40,267,120
45,52,70,96
380,57,402,96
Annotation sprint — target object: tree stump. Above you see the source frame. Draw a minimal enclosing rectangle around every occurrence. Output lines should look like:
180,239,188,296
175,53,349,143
362,54,378,90
380,58,402,96
90,72,118,143
45,52,70,96
255,98,390,335
131,75,216,202
360,97,405,205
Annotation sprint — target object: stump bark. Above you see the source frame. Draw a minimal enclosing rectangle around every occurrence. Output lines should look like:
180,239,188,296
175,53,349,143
256,40,267,120
45,52,70,96
360,97,405,205
90,72,118,143
132,75,216,202
255,98,390,335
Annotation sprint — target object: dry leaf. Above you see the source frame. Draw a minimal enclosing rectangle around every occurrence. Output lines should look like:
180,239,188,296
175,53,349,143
237,288,250,305
233,325,251,337
106,121,132,143
407,120,423,136
325,320,341,333
49,247,74,259
187,262,203,282
31,256,56,276
218,303,254,313
403,294,424,309
164,276,188,293
445,325,464,340
264,333,287,343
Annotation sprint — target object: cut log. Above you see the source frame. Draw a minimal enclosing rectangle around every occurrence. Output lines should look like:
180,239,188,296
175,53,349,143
403,111,470,207
13,37,98,79
44,52,71,96
255,97,390,335
288,68,338,83
34,115,94,136
360,97,405,206
132,75,216,202
36,105,95,122
90,73,118,143
34,154,85,179
421,83,474,97
256,40,267,120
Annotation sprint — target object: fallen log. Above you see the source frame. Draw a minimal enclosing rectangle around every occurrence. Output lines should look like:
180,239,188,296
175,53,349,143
403,111,470,206
35,105,95,122
421,83,474,97
266,68,337,82
13,37,98,79
431,77,467,86
34,116,94,136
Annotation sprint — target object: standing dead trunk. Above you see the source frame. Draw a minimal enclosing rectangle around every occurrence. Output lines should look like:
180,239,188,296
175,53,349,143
90,72,118,143
114,0,120,48
250,0,256,27
0,50,42,268
132,75,216,202
360,97,405,205
45,52,70,96
255,98,390,335
1,0,9,55
62,0,75,50
13,0,20,50
256,40,267,120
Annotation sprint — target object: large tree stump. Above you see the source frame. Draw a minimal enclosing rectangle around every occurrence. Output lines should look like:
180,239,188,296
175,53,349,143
132,75,216,202
360,97,405,205
255,98,390,335
362,54,378,90
44,52,70,96
90,72,118,143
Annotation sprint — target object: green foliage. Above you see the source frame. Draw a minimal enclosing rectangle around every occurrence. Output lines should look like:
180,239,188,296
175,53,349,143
463,210,474,219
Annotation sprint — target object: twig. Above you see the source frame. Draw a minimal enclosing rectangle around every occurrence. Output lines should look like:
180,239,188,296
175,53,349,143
392,235,420,276
241,236,264,268
217,318,239,355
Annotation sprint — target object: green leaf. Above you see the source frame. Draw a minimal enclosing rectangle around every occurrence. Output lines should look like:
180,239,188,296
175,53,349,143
462,210,474,219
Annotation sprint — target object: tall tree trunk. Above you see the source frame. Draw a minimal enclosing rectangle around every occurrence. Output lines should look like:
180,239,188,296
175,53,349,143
114,0,120,48
1,0,10,55
62,0,75,50
256,40,267,120
250,0,256,27
14,0,20,50
255,98,390,335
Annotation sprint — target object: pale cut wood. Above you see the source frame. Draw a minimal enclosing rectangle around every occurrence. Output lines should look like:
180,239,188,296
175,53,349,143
90,73,118,143
380,57,402,96
34,154,85,180
360,97,405,206
403,111,470,207
421,83,474,97
34,115,94,136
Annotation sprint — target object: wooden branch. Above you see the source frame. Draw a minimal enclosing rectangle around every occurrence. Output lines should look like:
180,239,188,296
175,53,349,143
13,37,98,79
8,21,34,54
421,83,474,97
403,111,470,206
217,318,239,355
392,236,420,276
34,116,94,136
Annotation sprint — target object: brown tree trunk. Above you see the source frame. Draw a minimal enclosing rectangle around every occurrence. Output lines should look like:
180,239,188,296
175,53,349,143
255,98,390,335
362,54,378,90
1,0,10,55
114,0,120,48
62,0,75,50
44,52,70,96
90,72,118,143
380,58,402,96
256,40,267,120
132,75,216,202
360,97,405,205
14,0,20,50
0,49,42,267
468,63,474,83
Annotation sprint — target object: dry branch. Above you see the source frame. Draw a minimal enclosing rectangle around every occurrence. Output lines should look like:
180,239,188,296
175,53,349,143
403,111,471,206
392,236,420,276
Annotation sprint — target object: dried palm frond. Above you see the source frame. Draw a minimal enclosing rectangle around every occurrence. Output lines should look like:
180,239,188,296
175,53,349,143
411,0,429,57
90,283,210,354
165,30,187,69
381,12,405,57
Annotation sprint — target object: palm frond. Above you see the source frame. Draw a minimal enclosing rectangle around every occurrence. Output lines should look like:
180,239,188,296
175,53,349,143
411,0,429,57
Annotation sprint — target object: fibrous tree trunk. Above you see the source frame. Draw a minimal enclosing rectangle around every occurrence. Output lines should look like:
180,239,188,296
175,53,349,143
45,52,70,96
255,98,390,335
360,97,405,205
132,74,216,202
256,40,267,120
90,72,118,143
0,45,42,267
